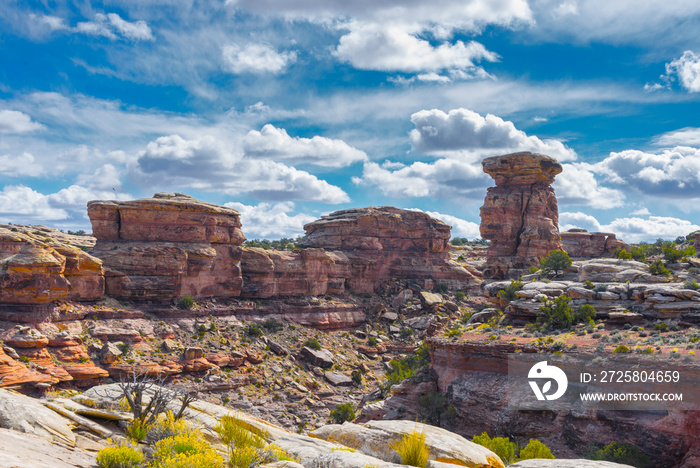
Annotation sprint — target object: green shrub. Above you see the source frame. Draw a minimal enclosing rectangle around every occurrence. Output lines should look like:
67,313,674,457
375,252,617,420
663,244,696,263
575,304,597,325
96,444,144,468
454,290,466,302
418,393,455,427
630,246,646,262
616,249,632,260
329,402,355,424
683,280,699,290
497,279,523,303
434,282,449,294
613,345,630,353
393,429,430,468
151,431,223,468
384,343,430,389
537,296,575,330
472,432,517,465
649,259,671,277
519,439,555,460
540,250,572,278
125,419,150,443
351,370,363,385
400,328,414,338
177,295,194,310
303,337,321,350
588,442,651,468
593,283,608,292
262,318,283,333
367,336,378,347
215,414,269,468
245,323,263,337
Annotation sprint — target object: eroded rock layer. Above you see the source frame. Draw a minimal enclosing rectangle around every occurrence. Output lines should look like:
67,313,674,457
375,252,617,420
560,228,629,259
88,193,245,301
300,207,474,292
480,152,564,279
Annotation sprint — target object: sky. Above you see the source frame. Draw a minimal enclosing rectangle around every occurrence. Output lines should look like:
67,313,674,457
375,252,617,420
1,1,700,243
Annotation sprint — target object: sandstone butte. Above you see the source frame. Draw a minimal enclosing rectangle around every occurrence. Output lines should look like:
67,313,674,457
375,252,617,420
480,151,564,279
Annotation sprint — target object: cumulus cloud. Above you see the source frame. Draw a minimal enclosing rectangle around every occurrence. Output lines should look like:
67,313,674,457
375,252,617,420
133,134,349,203
243,124,367,167
224,201,316,239
409,108,577,161
75,13,153,41
630,207,651,216
352,158,488,199
0,153,44,177
554,163,625,209
222,43,297,74
0,110,44,134
76,164,124,190
0,185,68,221
559,211,700,243
594,146,700,199
335,24,498,74
422,211,481,238
663,50,700,93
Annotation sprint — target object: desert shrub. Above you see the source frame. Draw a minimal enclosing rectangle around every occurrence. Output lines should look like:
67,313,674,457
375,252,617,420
434,282,449,293
215,414,268,468
575,304,597,325
96,443,144,468
384,343,430,389
125,419,150,443
245,323,263,337
472,432,517,465
367,336,378,347
329,402,355,424
649,260,670,277
262,318,283,333
148,411,193,443
616,249,632,260
400,328,414,338
519,439,555,460
654,322,669,332
454,290,466,301
351,369,363,385
663,244,696,262
303,337,321,350
540,250,572,278
497,279,523,303
418,393,455,427
177,295,194,310
393,429,430,468
151,431,223,468
583,280,595,289
588,442,651,468
683,280,699,290
537,296,575,330
629,246,646,262
593,283,608,292
613,345,630,353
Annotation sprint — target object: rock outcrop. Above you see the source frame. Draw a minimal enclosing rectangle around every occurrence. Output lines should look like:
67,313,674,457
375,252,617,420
0,227,104,305
88,193,245,301
560,229,629,259
301,207,474,292
479,152,563,279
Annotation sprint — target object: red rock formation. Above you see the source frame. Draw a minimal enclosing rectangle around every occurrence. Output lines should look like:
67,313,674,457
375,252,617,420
88,193,245,301
560,229,629,258
300,207,474,292
0,228,104,304
480,152,564,279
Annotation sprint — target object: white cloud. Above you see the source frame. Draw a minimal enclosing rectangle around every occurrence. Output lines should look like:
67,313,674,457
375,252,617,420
663,50,700,93
422,211,481,238
559,211,602,232
653,127,700,147
409,108,577,161
243,124,367,167
353,158,488,199
559,211,700,243
0,185,68,221
222,43,297,74
554,163,625,209
630,207,651,216
224,201,315,239
76,164,123,190
0,110,44,134
75,13,153,41
0,153,44,177
133,134,349,203
335,24,498,74
594,146,700,199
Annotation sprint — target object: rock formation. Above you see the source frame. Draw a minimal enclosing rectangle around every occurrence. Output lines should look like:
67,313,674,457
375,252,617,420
479,152,564,279
88,193,245,301
300,207,474,292
560,228,629,258
0,227,104,306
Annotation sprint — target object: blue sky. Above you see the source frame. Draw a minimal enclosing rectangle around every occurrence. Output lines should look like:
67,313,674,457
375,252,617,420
1,0,700,243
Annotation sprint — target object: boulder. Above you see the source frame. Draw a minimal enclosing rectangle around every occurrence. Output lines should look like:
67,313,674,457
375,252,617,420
577,259,650,283
420,292,443,307
299,346,335,369
99,342,123,364
0,427,96,468
324,372,353,387
0,389,75,445
560,229,629,259
480,152,563,279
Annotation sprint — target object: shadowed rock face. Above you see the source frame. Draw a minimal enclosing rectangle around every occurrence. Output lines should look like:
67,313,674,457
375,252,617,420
480,152,564,279
88,193,245,301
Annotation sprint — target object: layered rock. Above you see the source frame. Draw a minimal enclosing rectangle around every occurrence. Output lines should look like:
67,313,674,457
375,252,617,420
480,152,563,279
300,207,474,292
561,229,629,259
88,193,245,301
0,227,103,305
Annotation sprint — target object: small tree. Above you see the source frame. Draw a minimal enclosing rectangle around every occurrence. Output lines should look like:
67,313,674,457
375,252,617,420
329,402,355,424
540,250,572,278
497,279,523,304
519,439,555,460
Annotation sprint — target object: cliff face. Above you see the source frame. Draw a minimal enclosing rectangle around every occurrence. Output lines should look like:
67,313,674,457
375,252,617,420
560,229,629,258
479,152,564,279
429,339,699,468
301,207,475,292
88,193,245,301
